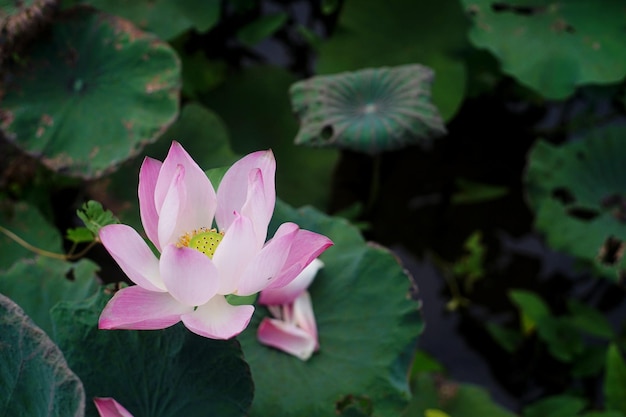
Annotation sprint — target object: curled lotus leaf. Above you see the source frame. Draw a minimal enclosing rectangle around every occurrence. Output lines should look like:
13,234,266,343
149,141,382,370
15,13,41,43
461,0,626,99
0,6,181,178
290,64,447,155
525,126,626,282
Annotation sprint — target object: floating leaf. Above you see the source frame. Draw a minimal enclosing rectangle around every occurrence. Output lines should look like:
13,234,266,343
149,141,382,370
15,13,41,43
0,293,85,417
401,373,515,417
0,256,98,336
82,0,220,40
0,6,181,178
51,287,254,417
460,0,626,99
237,200,423,417
525,127,626,281
316,0,469,120
290,64,447,154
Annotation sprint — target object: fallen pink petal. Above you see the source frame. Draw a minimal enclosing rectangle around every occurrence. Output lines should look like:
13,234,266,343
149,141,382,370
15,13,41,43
257,259,323,360
94,397,134,417
98,141,333,339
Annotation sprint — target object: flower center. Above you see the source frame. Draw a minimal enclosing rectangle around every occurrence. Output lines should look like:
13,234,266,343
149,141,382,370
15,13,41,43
177,228,224,259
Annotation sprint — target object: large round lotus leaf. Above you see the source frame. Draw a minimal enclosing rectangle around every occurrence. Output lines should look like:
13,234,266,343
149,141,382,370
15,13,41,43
290,64,447,154
82,0,220,40
51,287,253,417
237,200,423,417
0,257,98,336
460,0,626,99
201,65,339,210
0,6,181,178
401,374,515,417
316,0,469,121
0,201,63,271
0,293,85,417
525,126,626,281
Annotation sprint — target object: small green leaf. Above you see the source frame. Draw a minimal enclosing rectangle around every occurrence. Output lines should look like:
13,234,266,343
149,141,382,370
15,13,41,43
0,293,85,417
605,344,626,413
451,231,486,291
76,200,119,236
237,12,288,46
485,322,523,353
509,289,551,334
522,395,586,417
66,227,95,244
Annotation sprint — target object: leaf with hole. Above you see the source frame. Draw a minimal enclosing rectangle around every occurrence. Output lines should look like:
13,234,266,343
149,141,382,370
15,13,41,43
525,126,626,281
460,0,626,99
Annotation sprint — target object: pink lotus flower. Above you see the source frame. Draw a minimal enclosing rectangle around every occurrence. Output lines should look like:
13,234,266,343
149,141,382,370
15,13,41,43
257,258,323,360
98,141,333,339
94,398,133,417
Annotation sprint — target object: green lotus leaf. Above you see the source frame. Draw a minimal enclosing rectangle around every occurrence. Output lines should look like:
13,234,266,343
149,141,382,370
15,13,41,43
0,201,63,271
0,6,181,178
51,287,254,417
525,127,626,281
0,293,85,417
315,0,469,121
401,373,515,417
82,0,220,40
290,64,447,154
0,257,98,336
460,0,626,99
237,200,423,417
